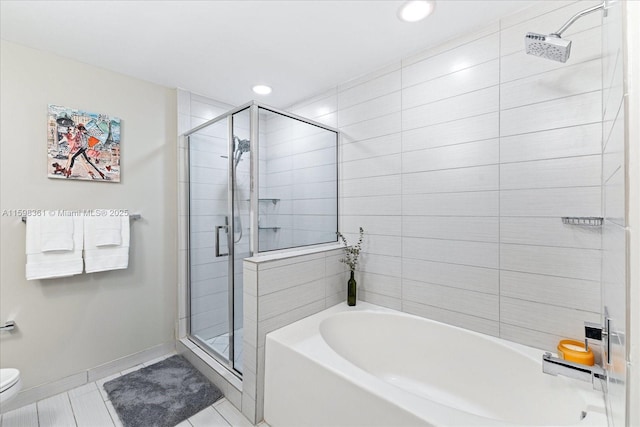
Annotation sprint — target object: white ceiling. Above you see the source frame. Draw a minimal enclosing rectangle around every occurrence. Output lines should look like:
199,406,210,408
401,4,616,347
0,0,538,108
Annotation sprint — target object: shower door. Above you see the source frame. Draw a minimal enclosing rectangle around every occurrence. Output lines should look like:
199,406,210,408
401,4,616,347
187,107,250,375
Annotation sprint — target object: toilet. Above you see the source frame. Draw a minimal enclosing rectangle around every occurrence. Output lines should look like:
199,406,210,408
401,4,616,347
0,368,21,405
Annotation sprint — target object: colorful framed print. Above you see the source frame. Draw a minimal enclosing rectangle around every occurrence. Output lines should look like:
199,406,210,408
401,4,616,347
48,104,121,182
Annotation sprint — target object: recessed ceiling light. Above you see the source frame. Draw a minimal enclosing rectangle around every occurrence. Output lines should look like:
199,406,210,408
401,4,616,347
252,85,272,95
398,1,435,22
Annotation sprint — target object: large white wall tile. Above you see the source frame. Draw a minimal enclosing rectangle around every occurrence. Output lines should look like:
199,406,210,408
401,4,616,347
402,258,499,295
341,215,401,236
402,87,499,130
500,123,601,163
403,191,498,217
403,237,499,269
341,195,402,216
500,58,601,110
338,92,401,127
402,165,499,194
501,243,601,281
258,258,325,296
341,112,401,142
500,91,601,136
402,216,499,243
500,155,601,190
501,270,600,312
358,253,402,278
402,33,499,87
402,139,499,173
500,297,600,339
341,175,401,198
500,217,601,249
341,153,401,180
342,133,401,162
402,60,499,109
338,70,401,109
357,271,401,299
403,279,499,321
258,279,325,321
402,112,498,152
403,300,499,337
500,187,601,217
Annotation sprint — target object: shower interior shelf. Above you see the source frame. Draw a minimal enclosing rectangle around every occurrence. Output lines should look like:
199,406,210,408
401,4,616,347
258,226,281,232
247,198,280,205
561,217,603,226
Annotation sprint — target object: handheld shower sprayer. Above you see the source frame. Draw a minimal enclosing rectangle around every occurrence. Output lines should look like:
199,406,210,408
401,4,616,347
233,136,250,167
525,1,606,63
231,136,250,243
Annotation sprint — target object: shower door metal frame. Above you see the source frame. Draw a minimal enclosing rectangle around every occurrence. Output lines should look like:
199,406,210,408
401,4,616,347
184,100,339,378
185,105,250,378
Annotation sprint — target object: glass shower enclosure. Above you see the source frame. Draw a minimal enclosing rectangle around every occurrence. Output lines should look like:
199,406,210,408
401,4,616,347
185,102,338,375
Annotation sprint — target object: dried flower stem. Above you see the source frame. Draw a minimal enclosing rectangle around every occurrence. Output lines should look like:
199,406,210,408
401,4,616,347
337,227,364,272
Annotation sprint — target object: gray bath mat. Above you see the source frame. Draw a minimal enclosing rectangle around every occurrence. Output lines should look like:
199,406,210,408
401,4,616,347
104,355,223,427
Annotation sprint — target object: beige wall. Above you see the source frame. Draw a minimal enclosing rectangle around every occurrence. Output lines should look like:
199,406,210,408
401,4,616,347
0,40,177,391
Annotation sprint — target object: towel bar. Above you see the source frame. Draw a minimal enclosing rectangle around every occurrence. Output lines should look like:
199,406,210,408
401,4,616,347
21,213,142,222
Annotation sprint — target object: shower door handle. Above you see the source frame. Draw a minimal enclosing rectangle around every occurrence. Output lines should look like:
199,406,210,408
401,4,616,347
215,225,229,257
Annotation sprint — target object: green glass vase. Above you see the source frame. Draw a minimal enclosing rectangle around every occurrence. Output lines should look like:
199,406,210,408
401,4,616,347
347,270,356,306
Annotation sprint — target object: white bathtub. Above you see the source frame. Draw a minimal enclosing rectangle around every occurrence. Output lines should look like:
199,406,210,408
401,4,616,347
264,302,607,426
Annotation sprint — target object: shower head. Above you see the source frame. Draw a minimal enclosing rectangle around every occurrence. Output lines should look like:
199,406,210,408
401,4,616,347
524,2,605,63
232,137,250,167
525,32,572,63
234,137,250,153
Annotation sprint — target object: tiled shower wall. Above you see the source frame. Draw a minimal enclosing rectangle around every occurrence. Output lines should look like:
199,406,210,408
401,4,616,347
260,113,338,251
289,0,606,352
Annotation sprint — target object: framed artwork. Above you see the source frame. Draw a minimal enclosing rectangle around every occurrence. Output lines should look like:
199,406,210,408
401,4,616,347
47,104,121,182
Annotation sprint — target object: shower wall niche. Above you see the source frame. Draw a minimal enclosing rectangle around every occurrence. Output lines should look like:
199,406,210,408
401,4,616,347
185,102,338,375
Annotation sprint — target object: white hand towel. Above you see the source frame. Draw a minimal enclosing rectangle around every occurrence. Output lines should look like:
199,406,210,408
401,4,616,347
84,215,130,273
26,215,83,280
40,214,74,252
94,216,122,246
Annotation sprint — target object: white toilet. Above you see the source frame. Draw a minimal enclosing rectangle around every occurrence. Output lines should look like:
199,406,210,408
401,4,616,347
0,368,22,406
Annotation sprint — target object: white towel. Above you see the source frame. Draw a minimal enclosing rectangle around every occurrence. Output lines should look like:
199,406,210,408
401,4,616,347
94,216,122,246
40,215,74,252
84,215,130,273
26,214,83,280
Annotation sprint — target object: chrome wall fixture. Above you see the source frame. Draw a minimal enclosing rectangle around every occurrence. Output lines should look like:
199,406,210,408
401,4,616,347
561,217,604,226
525,1,606,62
0,320,16,332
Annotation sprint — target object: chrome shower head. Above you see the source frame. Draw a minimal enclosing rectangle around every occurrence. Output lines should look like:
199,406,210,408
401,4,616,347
525,32,572,63
234,137,250,153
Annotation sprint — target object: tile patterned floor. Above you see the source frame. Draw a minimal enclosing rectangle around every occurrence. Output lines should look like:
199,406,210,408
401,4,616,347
0,353,267,427
202,329,244,372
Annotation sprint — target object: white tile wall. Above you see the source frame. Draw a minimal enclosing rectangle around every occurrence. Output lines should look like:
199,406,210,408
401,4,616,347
175,1,633,424
242,247,347,424
285,0,606,353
